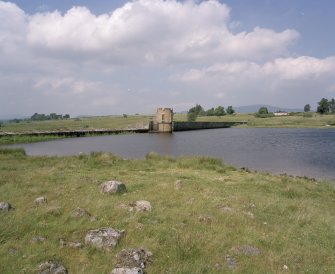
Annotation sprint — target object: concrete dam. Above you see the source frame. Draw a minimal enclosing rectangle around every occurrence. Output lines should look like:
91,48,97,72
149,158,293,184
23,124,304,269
149,108,243,133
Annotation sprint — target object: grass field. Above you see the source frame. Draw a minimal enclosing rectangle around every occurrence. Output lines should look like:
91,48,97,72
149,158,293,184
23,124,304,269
0,115,153,145
1,149,334,273
1,115,153,133
175,113,335,128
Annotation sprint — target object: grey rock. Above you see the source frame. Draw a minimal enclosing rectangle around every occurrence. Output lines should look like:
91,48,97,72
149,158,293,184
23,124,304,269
37,260,68,274
32,236,46,243
225,255,237,269
59,239,67,247
238,245,261,256
219,206,233,213
214,262,222,270
111,268,143,274
130,201,152,212
174,180,182,190
198,215,214,224
85,227,123,250
0,202,12,212
35,197,47,206
115,247,152,269
101,181,126,194
72,207,91,217
8,248,18,255
90,216,98,222
69,241,83,249
60,238,83,249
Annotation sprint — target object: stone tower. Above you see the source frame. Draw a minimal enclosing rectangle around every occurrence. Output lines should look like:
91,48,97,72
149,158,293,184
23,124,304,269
150,108,173,133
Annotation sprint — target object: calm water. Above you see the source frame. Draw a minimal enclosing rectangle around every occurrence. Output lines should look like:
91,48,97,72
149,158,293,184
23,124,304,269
9,128,335,181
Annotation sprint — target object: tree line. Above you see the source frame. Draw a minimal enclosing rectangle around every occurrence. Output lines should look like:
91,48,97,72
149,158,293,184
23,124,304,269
314,98,335,114
187,104,235,121
30,113,70,121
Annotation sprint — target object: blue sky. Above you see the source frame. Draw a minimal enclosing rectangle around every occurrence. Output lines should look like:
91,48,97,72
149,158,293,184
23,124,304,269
1,0,335,117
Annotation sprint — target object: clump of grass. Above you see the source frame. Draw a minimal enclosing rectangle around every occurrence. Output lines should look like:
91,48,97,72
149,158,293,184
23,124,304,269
0,147,26,156
0,135,63,145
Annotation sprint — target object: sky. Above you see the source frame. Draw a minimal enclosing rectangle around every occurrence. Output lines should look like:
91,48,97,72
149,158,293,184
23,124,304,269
1,0,335,117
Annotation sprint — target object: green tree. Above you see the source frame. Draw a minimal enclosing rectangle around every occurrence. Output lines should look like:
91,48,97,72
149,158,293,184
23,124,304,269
188,104,205,116
206,107,215,116
329,98,335,113
317,98,329,114
258,106,269,115
226,106,235,115
214,106,225,116
187,112,197,122
304,104,311,112
187,104,205,120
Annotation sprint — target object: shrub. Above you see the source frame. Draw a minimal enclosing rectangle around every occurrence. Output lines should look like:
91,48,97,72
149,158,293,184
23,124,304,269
254,113,275,118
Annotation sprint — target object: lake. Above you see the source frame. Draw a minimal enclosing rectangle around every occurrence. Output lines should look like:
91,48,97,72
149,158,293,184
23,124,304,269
8,128,335,181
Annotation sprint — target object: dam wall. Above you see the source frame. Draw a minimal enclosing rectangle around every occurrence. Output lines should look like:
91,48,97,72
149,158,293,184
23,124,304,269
173,122,241,131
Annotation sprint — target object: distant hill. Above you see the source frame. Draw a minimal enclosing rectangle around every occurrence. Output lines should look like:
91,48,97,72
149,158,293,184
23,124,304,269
0,114,29,121
235,105,302,113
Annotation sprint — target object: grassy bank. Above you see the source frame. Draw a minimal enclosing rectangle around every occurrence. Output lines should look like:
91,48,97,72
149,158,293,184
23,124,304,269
175,113,335,128
0,135,64,145
1,149,334,273
0,115,153,133
0,115,153,145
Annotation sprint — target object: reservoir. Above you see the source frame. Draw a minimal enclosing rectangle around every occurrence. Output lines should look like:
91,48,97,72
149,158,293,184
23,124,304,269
9,128,335,181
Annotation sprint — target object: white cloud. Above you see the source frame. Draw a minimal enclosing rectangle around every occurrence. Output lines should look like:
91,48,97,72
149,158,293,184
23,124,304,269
177,56,335,108
180,56,335,82
22,0,299,64
33,77,103,95
0,0,334,116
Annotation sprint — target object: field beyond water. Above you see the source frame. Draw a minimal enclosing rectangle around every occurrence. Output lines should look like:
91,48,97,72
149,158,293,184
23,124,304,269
1,149,335,273
0,115,152,145
1,113,335,145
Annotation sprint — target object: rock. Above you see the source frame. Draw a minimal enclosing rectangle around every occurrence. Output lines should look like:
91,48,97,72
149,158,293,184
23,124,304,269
117,203,129,210
238,245,261,256
59,239,67,247
198,215,214,224
35,197,47,206
60,238,83,249
72,207,91,217
115,247,152,269
135,223,144,230
32,236,46,243
85,227,124,250
111,268,143,274
8,248,18,255
243,211,254,218
283,265,289,270
174,180,182,190
130,201,152,212
37,260,68,274
90,216,98,222
214,262,222,270
225,255,237,269
0,202,12,212
101,181,126,194
219,206,233,213
69,241,83,249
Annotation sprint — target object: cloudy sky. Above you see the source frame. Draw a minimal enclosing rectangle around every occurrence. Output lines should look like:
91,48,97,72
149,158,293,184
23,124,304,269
1,0,335,117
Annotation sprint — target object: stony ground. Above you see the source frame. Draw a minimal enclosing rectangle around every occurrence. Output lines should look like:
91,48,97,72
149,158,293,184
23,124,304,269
1,149,335,273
